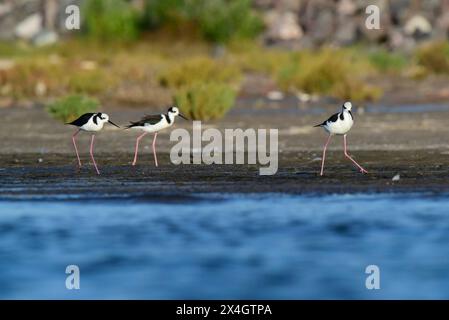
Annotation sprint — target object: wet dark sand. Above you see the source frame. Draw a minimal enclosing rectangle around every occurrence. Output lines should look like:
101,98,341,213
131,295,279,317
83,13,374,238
1,151,448,197
2,105,449,196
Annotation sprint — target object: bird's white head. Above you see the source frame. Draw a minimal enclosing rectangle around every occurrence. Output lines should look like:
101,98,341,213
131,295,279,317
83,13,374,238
342,101,352,111
96,113,120,128
96,112,109,123
168,106,188,120
168,106,180,116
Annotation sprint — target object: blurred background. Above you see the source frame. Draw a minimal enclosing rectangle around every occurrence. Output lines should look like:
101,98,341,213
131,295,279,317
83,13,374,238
4,1,449,300
1,0,449,122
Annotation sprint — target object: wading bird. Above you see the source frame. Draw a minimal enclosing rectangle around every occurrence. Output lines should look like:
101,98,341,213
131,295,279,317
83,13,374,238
314,102,368,176
67,112,120,175
126,106,188,167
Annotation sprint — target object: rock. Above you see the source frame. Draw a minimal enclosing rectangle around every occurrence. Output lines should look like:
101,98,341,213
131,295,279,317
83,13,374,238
35,81,47,97
436,11,449,38
404,15,432,39
295,91,318,103
0,59,15,71
338,0,357,16
265,11,303,42
0,3,12,17
388,28,416,52
253,0,276,9
308,9,335,44
32,29,58,46
334,19,358,45
15,13,42,40
392,174,400,182
358,0,391,42
267,91,284,101
278,0,302,12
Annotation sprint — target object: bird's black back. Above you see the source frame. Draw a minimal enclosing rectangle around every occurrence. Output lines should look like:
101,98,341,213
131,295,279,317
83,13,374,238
314,112,339,127
67,113,95,127
125,114,164,128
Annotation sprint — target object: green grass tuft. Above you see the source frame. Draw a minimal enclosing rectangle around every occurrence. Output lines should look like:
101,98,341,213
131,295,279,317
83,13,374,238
83,0,140,42
415,41,449,74
46,94,99,123
367,49,408,73
158,56,241,89
174,82,236,120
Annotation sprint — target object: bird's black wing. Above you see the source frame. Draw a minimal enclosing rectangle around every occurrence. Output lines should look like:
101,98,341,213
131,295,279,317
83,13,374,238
125,114,163,128
314,112,339,127
67,113,95,126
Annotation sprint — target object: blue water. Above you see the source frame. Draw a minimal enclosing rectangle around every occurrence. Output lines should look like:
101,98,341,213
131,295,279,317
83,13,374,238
1,193,449,299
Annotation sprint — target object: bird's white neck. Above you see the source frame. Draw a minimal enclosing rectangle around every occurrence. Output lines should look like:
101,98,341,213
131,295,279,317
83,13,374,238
167,113,175,123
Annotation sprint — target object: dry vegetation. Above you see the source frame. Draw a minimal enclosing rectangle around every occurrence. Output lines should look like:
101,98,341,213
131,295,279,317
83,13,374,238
1,37,448,120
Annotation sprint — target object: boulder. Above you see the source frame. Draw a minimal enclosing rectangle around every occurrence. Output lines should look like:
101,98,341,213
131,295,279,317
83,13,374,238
15,13,42,40
404,15,432,39
388,28,416,52
338,0,357,16
334,18,358,45
358,0,391,42
32,29,59,46
265,11,303,42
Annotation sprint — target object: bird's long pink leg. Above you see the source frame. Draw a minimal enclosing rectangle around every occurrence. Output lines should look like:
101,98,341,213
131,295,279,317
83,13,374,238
152,132,158,167
132,132,148,166
72,129,82,168
343,134,368,174
90,135,100,175
320,135,332,176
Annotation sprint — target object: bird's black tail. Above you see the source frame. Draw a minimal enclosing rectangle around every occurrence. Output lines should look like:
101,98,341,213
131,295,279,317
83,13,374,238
313,123,324,127
124,123,136,129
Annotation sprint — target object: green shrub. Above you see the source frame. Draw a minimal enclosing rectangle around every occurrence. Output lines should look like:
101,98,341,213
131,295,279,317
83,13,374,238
83,0,139,42
140,0,263,43
415,41,449,74
68,70,113,94
158,56,241,88
277,49,382,102
47,94,99,123
141,0,185,30
174,82,236,120
368,49,407,73
188,0,264,44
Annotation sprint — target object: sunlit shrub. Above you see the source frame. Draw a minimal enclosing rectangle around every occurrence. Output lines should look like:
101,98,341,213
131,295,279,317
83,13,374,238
68,69,115,95
47,94,99,123
277,49,382,102
415,41,449,74
229,41,291,75
174,82,236,120
367,49,407,73
83,0,139,42
0,59,65,99
158,56,241,89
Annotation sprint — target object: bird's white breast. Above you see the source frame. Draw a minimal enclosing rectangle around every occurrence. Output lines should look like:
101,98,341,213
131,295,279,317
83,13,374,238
138,117,173,133
324,111,353,135
80,117,104,132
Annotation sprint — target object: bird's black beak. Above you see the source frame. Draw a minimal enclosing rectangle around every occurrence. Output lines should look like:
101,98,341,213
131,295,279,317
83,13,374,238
179,114,188,120
108,120,120,128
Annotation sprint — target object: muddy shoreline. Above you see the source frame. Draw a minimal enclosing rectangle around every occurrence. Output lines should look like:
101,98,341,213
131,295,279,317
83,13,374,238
2,104,449,196
1,151,449,197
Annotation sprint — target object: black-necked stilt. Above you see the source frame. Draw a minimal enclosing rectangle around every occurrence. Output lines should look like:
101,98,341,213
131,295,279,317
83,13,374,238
67,112,120,175
314,101,368,176
126,106,188,167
